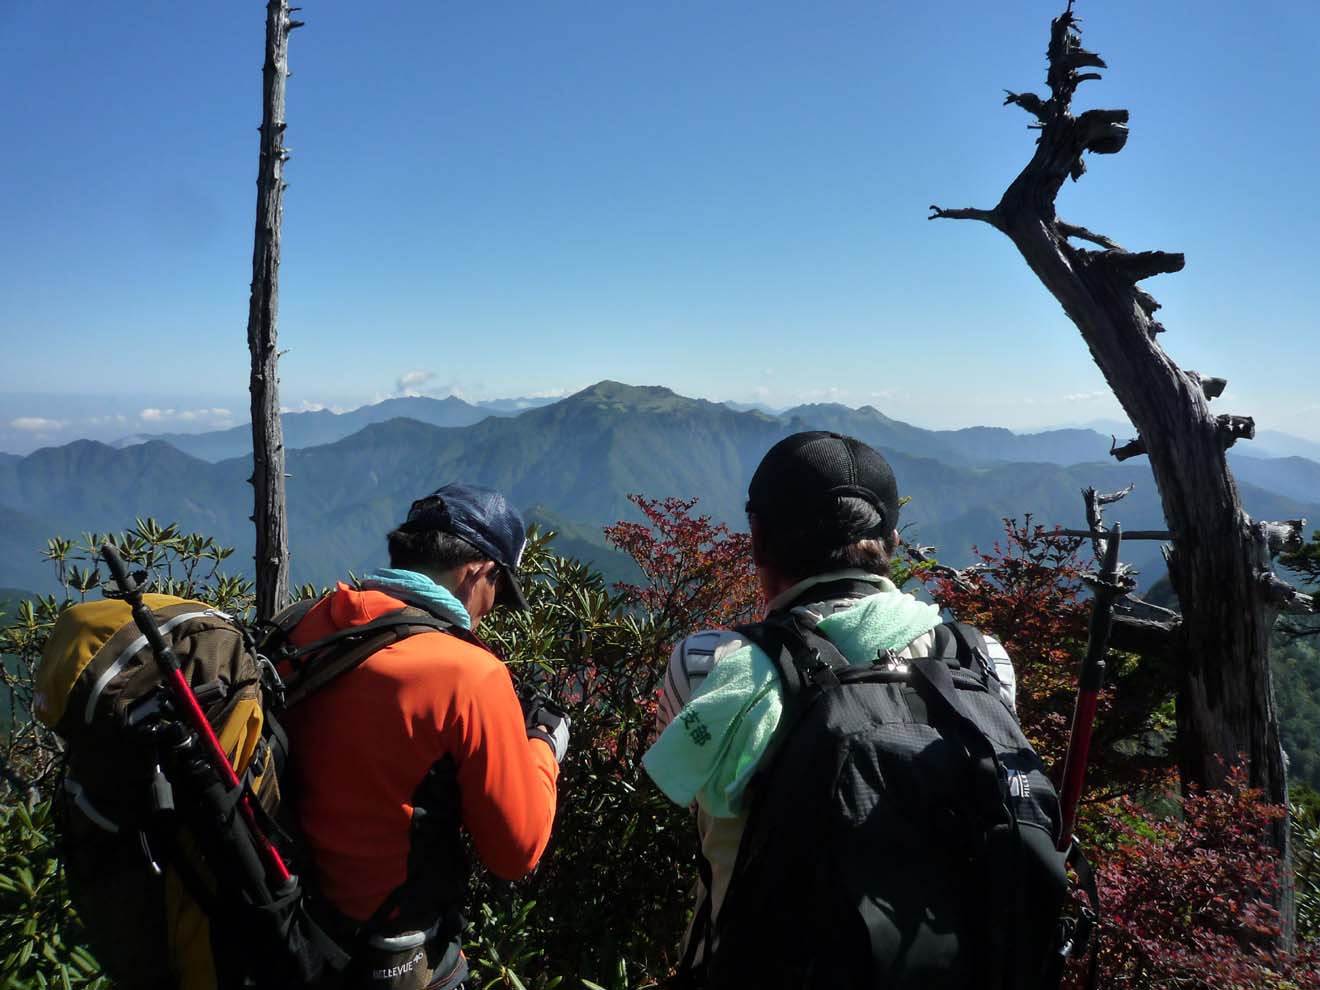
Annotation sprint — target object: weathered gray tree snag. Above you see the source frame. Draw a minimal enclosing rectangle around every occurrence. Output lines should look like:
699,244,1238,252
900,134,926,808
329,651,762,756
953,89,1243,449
931,1,1315,940
246,0,303,620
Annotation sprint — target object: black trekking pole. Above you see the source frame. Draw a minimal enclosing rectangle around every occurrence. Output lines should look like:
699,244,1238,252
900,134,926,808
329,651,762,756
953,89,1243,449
1055,525,1129,850
100,543,294,888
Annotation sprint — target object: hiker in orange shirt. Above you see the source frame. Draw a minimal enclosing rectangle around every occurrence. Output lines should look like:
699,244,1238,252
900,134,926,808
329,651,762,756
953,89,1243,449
281,484,568,990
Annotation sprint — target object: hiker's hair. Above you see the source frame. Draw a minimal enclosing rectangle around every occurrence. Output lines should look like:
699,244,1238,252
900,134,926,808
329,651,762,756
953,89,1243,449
387,527,488,573
755,496,897,584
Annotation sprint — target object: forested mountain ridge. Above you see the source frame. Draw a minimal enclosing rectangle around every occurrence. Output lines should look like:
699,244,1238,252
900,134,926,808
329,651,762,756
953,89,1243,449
111,394,503,461
1275,631,1320,791
92,384,1316,502
1,382,1316,597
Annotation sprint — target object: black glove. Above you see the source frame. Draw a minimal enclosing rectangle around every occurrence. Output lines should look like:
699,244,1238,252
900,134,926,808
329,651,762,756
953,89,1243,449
521,693,571,763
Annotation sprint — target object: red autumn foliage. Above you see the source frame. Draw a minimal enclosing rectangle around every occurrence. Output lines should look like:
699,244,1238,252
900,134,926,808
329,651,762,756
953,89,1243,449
921,517,1173,798
1068,768,1319,989
604,494,761,643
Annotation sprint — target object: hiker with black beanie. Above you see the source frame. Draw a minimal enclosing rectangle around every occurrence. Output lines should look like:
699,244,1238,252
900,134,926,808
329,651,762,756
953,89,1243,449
643,432,1063,990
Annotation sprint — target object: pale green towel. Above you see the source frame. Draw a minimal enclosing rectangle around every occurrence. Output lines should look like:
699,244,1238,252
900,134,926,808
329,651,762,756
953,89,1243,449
643,581,940,818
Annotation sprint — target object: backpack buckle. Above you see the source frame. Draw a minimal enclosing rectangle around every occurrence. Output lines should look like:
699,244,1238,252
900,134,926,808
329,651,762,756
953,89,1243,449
803,649,841,687
876,648,907,673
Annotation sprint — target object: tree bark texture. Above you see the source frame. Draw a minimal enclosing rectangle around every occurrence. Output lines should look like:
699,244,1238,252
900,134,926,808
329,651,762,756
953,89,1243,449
931,1,1312,940
246,0,302,621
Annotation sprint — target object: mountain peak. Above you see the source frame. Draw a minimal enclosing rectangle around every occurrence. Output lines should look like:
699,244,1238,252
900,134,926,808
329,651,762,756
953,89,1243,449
563,381,700,412
572,381,679,402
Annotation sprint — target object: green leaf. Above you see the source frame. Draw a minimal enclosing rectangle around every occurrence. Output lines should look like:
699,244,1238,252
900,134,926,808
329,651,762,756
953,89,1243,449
69,947,98,975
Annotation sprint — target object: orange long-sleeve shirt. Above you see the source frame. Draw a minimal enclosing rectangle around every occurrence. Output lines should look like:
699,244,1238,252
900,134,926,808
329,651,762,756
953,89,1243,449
281,584,558,921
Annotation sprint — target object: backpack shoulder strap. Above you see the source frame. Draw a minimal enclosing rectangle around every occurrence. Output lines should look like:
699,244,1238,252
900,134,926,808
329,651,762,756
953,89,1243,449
931,619,989,669
270,597,321,638
282,608,455,709
735,613,848,706
707,616,847,981
731,614,853,803
256,597,322,658
909,654,1017,988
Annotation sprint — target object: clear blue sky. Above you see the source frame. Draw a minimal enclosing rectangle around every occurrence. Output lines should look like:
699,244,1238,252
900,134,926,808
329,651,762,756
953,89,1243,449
2,0,1317,453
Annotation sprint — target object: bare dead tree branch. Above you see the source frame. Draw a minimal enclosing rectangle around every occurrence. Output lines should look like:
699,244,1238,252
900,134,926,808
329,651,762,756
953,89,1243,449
1134,287,1161,316
1187,372,1228,401
1058,222,1122,251
932,1,1294,939
246,0,299,620
1259,573,1316,615
1118,596,1182,623
1049,529,1173,541
1263,519,1307,556
904,544,985,595
1217,414,1256,449
1109,435,1147,462
927,204,998,225
1101,249,1186,283
1111,613,1180,655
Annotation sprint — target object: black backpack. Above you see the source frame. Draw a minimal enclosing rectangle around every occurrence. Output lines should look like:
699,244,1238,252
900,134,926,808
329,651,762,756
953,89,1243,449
694,610,1097,990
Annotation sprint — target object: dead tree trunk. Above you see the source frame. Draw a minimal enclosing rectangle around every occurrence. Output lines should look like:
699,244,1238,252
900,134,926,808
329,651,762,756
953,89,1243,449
931,1,1314,940
246,0,303,620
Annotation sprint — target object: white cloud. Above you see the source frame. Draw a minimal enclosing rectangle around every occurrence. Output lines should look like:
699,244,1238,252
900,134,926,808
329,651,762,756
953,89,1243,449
9,416,65,432
281,399,349,415
396,370,436,395
1062,390,1110,402
139,407,234,425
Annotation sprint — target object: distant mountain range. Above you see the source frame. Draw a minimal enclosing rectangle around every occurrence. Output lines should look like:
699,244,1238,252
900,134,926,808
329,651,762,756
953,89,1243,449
115,389,1128,467
1,382,1316,595
1075,418,1320,463
109,395,562,462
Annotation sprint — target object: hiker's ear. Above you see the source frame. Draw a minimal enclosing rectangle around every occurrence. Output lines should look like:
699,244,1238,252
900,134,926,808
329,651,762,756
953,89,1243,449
748,514,766,569
451,560,487,597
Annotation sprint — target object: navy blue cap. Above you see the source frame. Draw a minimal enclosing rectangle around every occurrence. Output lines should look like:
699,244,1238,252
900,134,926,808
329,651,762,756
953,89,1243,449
401,483,530,611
